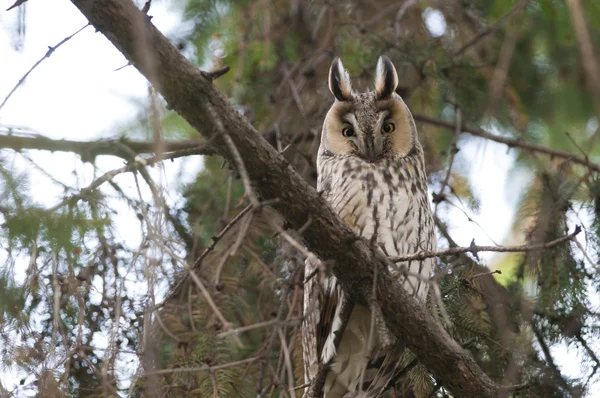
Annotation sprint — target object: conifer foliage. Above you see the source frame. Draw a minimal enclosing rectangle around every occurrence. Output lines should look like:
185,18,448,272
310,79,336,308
1,0,600,396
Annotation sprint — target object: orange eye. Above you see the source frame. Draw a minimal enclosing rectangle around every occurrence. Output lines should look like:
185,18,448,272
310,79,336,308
342,127,355,137
381,122,395,134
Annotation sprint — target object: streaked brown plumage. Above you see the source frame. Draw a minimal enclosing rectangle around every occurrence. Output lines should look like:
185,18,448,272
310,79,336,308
303,56,436,397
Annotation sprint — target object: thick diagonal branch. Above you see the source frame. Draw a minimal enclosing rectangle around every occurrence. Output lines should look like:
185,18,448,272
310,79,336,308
68,1,502,396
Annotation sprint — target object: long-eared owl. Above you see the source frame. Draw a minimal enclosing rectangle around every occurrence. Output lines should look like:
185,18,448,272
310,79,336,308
303,56,436,397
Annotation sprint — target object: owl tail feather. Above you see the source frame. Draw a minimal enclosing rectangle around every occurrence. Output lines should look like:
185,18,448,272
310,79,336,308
356,340,406,398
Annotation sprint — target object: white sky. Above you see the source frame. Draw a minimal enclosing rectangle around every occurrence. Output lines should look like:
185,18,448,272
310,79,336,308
0,0,597,396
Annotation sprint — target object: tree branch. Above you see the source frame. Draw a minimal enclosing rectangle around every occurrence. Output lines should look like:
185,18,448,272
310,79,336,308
565,0,600,120
413,114,600,173
68,0,505,395
0,129,213,160
47,144,211,212
453,0,529,57
0,24,90,113
389,225,580,262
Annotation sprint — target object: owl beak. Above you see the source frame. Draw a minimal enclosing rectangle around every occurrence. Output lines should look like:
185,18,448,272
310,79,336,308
364,134,378,163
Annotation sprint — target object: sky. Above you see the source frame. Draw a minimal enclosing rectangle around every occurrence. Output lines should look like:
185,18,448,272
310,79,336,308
0,0,597,396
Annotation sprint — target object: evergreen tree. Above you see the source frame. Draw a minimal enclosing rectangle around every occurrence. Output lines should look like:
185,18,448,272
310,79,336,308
1,0,599,396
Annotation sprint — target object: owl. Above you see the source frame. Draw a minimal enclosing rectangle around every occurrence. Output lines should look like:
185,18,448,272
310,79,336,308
302,56,436,397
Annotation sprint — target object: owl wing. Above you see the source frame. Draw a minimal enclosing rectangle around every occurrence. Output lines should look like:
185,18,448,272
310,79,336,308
302,256,321,383
302,256,350,384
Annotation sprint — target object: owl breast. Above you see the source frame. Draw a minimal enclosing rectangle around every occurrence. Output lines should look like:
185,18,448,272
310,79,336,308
314,153,435,396
318,155,435,300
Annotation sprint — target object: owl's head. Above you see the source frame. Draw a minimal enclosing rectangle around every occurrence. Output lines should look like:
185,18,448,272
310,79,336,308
320,56,419,163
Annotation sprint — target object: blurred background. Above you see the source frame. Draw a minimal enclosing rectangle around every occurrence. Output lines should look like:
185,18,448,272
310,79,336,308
0,0,599,396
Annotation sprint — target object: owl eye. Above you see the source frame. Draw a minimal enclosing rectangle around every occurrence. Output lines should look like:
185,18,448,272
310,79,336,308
381,122,395,134
342,127,355,137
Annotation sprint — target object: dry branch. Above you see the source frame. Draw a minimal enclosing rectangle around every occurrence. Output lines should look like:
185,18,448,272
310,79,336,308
389,225,580,262
0,130,213,160
565,0,600,119
453,0,529,57
0,24,90,112
413,114,600,173
68,0,507,395
47,144,211,212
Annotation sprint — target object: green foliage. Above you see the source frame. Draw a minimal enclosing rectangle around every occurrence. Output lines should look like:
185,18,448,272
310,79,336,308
2,0,600,396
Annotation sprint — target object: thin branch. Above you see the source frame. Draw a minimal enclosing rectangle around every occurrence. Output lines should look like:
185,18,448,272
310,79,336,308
394,0,418,41
565,0,600,119
0,128,213,159
413,114,600,173
6,0,28,11
0,24,90,113
277,328,297,398
155,239,243,348
485,5,523,117
390,226,580,262
572,236,599,273
222,132,260,209
216,319,299,339
46,144,212,212
142,357,260,377
201,65,231,81
454,0,529,57
575,333,600,383
160,198,279,306
434,107,461,214
532,325,575,395
498,383,530,395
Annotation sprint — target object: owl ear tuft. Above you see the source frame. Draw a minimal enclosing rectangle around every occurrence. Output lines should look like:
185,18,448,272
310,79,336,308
375,56,398,99
328,57,353,101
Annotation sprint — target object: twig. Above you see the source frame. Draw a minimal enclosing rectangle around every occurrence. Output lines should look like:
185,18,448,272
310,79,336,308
213,211,254,284
269,220,313,259
565,131,590,162
158,240,243,348
572,237,599,272
394,0,418,41
277,328,297,398
143,356,260,377
196,205,253,266
413,114,600,173
434,107,461,213
160,198,279,307
533,325,576,395
454,0,529,57
6,0,28,11
575,333,600,383
141,0,151,14
498,382,530,394
565,0,600,119
485,5,524,117
188,285,197,332
389,226,580,262
0,24,90,113
468,270,502,281
201,65,230,81
204,101,259,208
281,66,306,118
46,144,212,212
154,311,180,343
222,132,260,209
216,319,299,338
